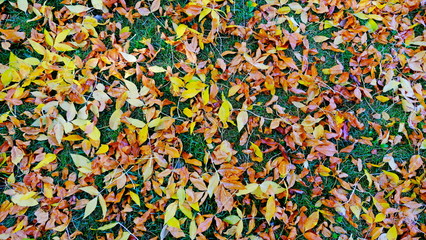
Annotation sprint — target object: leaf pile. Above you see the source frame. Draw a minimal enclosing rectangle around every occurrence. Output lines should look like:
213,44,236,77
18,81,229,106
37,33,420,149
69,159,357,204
0,0,425,239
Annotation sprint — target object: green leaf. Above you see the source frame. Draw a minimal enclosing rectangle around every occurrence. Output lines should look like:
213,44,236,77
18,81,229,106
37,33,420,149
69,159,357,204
224,215,241,224
93,222,119,231
365,19,378,32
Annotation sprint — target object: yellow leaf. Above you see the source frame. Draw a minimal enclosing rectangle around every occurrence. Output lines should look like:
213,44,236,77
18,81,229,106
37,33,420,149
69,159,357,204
420,139,426,149
96,144,109,154
304,211,319,232
218,95,233,125
318,165,331,177
79,186,100,196
7,173,15,184
109,109,123,130
63,134,83,141
189,220,197,239
99,195,107,219
120,52,137,62
207,172,220,197
71,154,92,174
211,9,219,22
202,87,209,105
44,29,54,46
383,170,400,184
181,88,203,99
1,68,14,87
0,112,8,123
354,12,368,19
28,39,46,55
54,43,74,51
94,222,118,231
138,125,149,144
364,169,373,187
55,29,71,44
265,196,275,224
199,8,211,21
83,197,98,219
126,98,144,107
66,5,90,14
250,142,263,161
17,0,28,12
33,153,57,170
11,146,24,165
165,201,178,223
313,36,329,43
386,226,397,240
126,117,146,128
166,217,181,229
87,125,101,142
123,80,139,97
143,158,153,181
11,192,38,207
374,213,386,222
91,0,104,10
129,191,141,206
376,95,390,102
277,6,291,14
148,66,166,73
179,202,193,219
176,24,187,38
236,111,248,132
183,108,193,118
236,183,259,196
383,80,400,92
350,205,361,219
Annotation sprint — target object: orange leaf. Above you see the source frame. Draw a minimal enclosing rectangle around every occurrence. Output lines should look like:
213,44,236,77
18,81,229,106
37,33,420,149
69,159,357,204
196,217,213,234
408,155,422,173
303,232,322,240
304,211,319,232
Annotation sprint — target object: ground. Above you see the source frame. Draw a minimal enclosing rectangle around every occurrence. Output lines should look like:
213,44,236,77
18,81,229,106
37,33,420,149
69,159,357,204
0,0,426,240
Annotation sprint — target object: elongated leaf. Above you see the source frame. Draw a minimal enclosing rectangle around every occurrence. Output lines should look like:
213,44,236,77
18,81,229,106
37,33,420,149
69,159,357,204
83,197,98,219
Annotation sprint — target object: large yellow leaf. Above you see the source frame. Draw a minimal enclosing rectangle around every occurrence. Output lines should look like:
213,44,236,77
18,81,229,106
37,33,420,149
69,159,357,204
148,66,166,73
120,52,137,62
236,111,248,132
218,95,232,125
99,195,107,219
387,226,397,240
129,191,141,206
189,219,197,239
176,24,187,38
91,0,104,10
383,170,400,184
236,183,259,196
109,109,123,130
11,192,38,207
33,153,56,170
71,154,92,174
166,217,181,229
54,43,74,52
207,172,220,197
250,142,263,162
55,29,70,44
83,197,98,219
79,186,100,196
304,211,319,232
66,5,90,14
28,39,46,55
164,201,178,223
94,222,118,231
265,196,275,224
17,0,28,12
